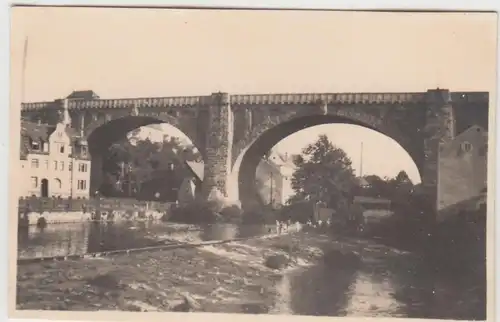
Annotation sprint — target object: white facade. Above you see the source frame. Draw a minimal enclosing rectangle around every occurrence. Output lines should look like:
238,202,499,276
19,122,91,199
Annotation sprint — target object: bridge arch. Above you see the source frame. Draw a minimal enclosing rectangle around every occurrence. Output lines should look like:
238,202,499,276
229,113,424,210
86,114,202,195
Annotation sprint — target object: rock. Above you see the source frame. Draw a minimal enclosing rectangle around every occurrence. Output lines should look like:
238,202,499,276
86,273,122,290
264,254,290,270
170,293,201,312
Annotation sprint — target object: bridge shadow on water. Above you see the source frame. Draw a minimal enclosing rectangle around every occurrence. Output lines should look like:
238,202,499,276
284,263,356,316
269,236,486,320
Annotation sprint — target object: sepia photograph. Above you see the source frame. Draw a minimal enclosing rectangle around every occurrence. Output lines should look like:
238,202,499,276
8,6,497,322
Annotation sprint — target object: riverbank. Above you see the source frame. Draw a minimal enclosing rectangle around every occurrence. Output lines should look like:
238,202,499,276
18,210,166,226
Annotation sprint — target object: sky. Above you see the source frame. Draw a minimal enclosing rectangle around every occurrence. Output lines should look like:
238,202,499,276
10,8,496,188
138,123,421,182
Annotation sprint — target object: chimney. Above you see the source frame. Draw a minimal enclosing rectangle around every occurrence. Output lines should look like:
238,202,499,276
61,98,72,126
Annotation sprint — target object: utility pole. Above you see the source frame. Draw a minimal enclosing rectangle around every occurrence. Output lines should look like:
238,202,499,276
270,170,273,207
21,36,29,103
69,155,74,198
359,141,364,177
127,163,133,198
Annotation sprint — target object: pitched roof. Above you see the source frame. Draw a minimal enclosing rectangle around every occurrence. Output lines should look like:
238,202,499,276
185,161,204,181
66,90,100,100
21,121,55,141
356,177,370,187
21,121,81,144
441,125,487,156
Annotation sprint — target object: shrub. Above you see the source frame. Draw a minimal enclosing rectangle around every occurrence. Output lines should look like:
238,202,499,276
278,202,313,223
219,205,243,223
168,200,219,224
241,205,277,225
36,217,47,229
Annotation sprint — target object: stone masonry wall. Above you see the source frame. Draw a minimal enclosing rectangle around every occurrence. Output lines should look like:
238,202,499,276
201,93,233,199
421,89,456,218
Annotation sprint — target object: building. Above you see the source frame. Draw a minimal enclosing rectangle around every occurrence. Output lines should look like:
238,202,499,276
181,150,293,208
437,125,488,221
18,100,91,199
256,150,294,208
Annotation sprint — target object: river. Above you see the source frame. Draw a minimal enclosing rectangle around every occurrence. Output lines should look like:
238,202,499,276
16,222,486,320
270,244,486,320
17,221,273,259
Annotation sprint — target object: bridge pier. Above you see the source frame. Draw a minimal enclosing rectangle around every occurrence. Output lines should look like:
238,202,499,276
201,92,234,203
421,89,456,224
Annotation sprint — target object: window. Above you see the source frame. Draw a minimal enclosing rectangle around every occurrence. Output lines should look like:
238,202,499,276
31,140,40,150
81,146,88,157
77,180,87,190
31,159,39,168
53,161,58,170
44,160,49,169
59,144,65,154
54,178,62,189
78,163,88,172
30,177,38,188
59,161,64,171
461,141,473,153
68,162,72,171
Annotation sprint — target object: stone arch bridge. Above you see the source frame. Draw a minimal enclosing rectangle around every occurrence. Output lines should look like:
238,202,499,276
21,89,489,214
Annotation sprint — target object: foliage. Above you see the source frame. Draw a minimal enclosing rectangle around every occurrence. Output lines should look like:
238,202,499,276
287,135,357,214
168,200,220,224
219,205,244,222
168,200,247,224
241,204,278,225
277,201,314,223
100,131,202,200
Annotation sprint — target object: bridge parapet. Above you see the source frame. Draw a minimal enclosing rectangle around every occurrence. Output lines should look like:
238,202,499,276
22,95,211,111
230,92,427,105
21,91,488,111
21,101,55,111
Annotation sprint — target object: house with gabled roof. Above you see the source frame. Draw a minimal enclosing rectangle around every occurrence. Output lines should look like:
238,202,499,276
18,101,92,199
437,125,488,221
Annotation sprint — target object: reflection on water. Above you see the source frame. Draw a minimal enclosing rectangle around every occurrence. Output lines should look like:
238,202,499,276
272,251,485,320
17,222,272,260
343,271,402,317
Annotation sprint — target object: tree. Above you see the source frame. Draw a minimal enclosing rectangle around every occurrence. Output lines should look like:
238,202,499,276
101,133,202,198
362,175,391,198
287,135,357,212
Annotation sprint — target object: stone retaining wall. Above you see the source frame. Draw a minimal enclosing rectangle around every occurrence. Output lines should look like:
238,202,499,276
20,210,166,226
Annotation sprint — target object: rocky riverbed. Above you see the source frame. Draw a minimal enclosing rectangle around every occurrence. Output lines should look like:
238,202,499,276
15,231,486,319
16,232,331,312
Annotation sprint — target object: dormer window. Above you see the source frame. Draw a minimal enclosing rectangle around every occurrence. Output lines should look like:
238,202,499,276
81,146,88,157
31,140,40,150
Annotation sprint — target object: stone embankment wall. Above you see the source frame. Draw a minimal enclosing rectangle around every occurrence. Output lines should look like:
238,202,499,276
19,210,166,226
18,196,174,226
